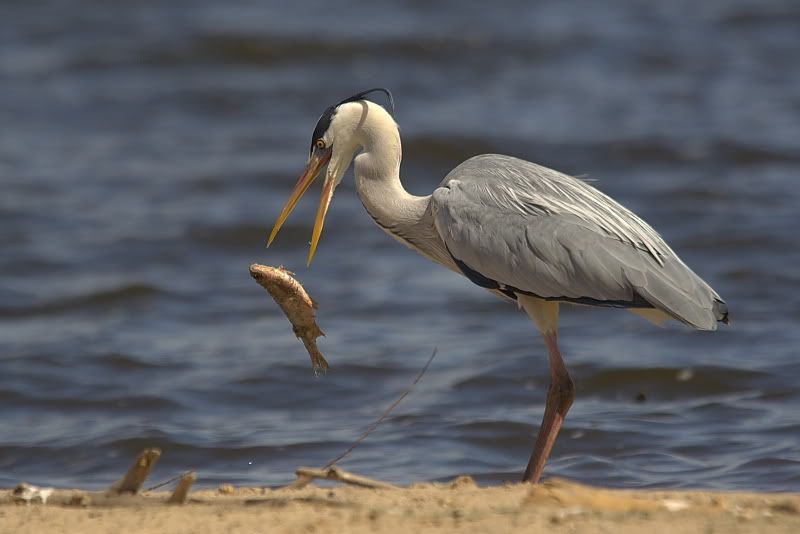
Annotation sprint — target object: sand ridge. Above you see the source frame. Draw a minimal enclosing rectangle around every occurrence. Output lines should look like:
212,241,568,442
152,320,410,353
3,477,800,534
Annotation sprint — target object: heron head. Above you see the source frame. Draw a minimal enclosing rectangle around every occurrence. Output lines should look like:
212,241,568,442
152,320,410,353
267,88,395,265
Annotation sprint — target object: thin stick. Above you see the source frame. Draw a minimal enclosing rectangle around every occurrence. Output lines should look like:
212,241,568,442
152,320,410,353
323,348,438,469
295,466,399,490
145,470,196,492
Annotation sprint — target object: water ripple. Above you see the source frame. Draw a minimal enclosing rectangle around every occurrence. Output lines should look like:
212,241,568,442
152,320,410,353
1,0,798,492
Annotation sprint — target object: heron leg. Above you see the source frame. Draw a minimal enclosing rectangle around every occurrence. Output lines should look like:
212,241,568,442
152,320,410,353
523,330,575,483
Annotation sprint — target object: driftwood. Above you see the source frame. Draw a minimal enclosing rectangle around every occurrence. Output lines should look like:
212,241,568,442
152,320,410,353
167,471,197,504
109,448,161,495
293,466,399,490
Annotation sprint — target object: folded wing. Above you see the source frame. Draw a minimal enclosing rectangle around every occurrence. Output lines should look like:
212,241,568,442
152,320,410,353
431,154,728,330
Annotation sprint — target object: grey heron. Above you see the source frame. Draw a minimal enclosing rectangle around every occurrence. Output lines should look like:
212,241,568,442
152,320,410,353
268,88,729,483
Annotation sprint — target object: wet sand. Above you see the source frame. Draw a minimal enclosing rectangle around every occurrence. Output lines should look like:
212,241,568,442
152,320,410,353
3,477,799,534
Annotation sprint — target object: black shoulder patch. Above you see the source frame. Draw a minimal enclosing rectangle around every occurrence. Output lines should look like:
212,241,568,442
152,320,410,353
448,248,654,309
450,253,517,300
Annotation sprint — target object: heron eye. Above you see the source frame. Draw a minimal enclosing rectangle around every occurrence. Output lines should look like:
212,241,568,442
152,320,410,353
315,139,326,149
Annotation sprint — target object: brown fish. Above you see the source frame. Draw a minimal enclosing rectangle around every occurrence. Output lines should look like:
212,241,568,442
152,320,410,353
249,264,329,372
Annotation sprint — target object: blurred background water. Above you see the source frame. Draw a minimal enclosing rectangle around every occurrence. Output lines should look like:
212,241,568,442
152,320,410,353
1,0,799,491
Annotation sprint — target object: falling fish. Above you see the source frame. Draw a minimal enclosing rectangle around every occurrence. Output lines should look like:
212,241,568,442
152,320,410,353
249,264,329,373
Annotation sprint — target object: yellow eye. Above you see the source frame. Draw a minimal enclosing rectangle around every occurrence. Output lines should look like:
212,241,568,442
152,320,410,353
315,139,326,149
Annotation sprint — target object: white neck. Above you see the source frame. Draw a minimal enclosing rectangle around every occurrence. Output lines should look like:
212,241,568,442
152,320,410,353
335,101,451,266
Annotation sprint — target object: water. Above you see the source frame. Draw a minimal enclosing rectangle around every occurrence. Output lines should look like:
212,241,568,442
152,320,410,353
1,0,799,491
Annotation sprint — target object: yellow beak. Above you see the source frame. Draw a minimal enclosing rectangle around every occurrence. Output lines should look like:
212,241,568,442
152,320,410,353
307,176,336,266
267,150,334,266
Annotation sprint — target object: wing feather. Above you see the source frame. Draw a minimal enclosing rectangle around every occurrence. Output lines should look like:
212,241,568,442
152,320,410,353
438,154,672,265
431,154,727,330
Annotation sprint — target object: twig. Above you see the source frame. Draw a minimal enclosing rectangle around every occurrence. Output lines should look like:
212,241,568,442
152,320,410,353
295,466,399,490
283,348,438,490
323,347,438,469
146,469,196,492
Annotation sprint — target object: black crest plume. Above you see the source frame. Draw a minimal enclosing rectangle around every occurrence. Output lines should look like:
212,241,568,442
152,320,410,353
311,88,395,150
337,87,395,115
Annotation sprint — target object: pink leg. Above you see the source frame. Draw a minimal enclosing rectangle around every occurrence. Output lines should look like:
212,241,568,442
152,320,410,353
523,331,575,483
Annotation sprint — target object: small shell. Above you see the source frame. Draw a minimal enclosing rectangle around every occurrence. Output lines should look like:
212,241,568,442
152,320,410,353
12,483,54,505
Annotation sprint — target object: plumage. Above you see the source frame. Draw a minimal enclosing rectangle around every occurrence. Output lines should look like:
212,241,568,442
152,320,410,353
431,154,728,330
269,91,729,484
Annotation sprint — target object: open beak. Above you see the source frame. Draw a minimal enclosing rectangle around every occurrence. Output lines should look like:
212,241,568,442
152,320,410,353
307,173,336,266
267,149,333,265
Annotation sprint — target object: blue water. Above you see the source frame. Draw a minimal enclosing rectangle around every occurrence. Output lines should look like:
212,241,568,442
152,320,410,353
1,0,799,491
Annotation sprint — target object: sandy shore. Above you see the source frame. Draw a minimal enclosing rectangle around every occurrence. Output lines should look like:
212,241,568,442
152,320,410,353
3,477,799,534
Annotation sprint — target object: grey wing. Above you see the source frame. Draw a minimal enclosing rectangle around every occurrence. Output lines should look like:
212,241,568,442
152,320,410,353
431,154,728,330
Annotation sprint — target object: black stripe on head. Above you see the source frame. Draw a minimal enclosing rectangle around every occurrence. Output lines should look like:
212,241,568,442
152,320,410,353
311,105,336,154
310,88,395,154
